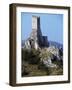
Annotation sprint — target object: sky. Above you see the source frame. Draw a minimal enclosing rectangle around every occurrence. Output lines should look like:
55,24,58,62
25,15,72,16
21,12,63,44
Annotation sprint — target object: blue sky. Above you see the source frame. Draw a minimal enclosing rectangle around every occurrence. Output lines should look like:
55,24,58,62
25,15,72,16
21,12,63,44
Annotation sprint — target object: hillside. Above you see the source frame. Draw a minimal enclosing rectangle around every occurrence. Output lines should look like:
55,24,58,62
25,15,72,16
49,41,63,49
21,46,63,77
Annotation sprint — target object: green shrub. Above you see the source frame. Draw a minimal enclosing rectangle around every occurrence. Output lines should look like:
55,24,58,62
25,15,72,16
22,48,40,64
39,49,53,61
22,48,30,62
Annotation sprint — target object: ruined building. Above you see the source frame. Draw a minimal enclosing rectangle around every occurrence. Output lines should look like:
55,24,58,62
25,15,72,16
24,16,49,49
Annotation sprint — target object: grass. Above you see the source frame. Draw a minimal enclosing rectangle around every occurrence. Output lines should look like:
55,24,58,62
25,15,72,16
22,61,63,77
22,63,48,77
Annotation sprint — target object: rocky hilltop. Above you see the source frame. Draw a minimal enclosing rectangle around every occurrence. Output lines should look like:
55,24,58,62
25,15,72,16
22,38,63,68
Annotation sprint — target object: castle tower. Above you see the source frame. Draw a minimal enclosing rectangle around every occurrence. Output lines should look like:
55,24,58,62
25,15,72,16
30,16,41,39
30,16,43,48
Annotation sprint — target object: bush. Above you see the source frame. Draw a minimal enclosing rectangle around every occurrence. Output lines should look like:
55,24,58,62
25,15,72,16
22,66,30,77
39,49,53,61
22,48,40,64
22,48,30,62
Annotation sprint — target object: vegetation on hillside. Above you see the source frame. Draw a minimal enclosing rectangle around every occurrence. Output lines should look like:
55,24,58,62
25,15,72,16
21,48,63,77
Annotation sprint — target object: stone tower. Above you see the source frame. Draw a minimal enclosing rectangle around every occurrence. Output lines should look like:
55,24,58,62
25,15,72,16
30,16,43,48
30,16,42,39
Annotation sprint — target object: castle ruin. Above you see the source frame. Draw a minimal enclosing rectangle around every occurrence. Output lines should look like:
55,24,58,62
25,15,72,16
24,16,49,49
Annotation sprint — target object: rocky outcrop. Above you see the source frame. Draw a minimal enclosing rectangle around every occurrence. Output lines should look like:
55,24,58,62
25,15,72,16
39,46,63,68
41,57,57,68
47,46,61,60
